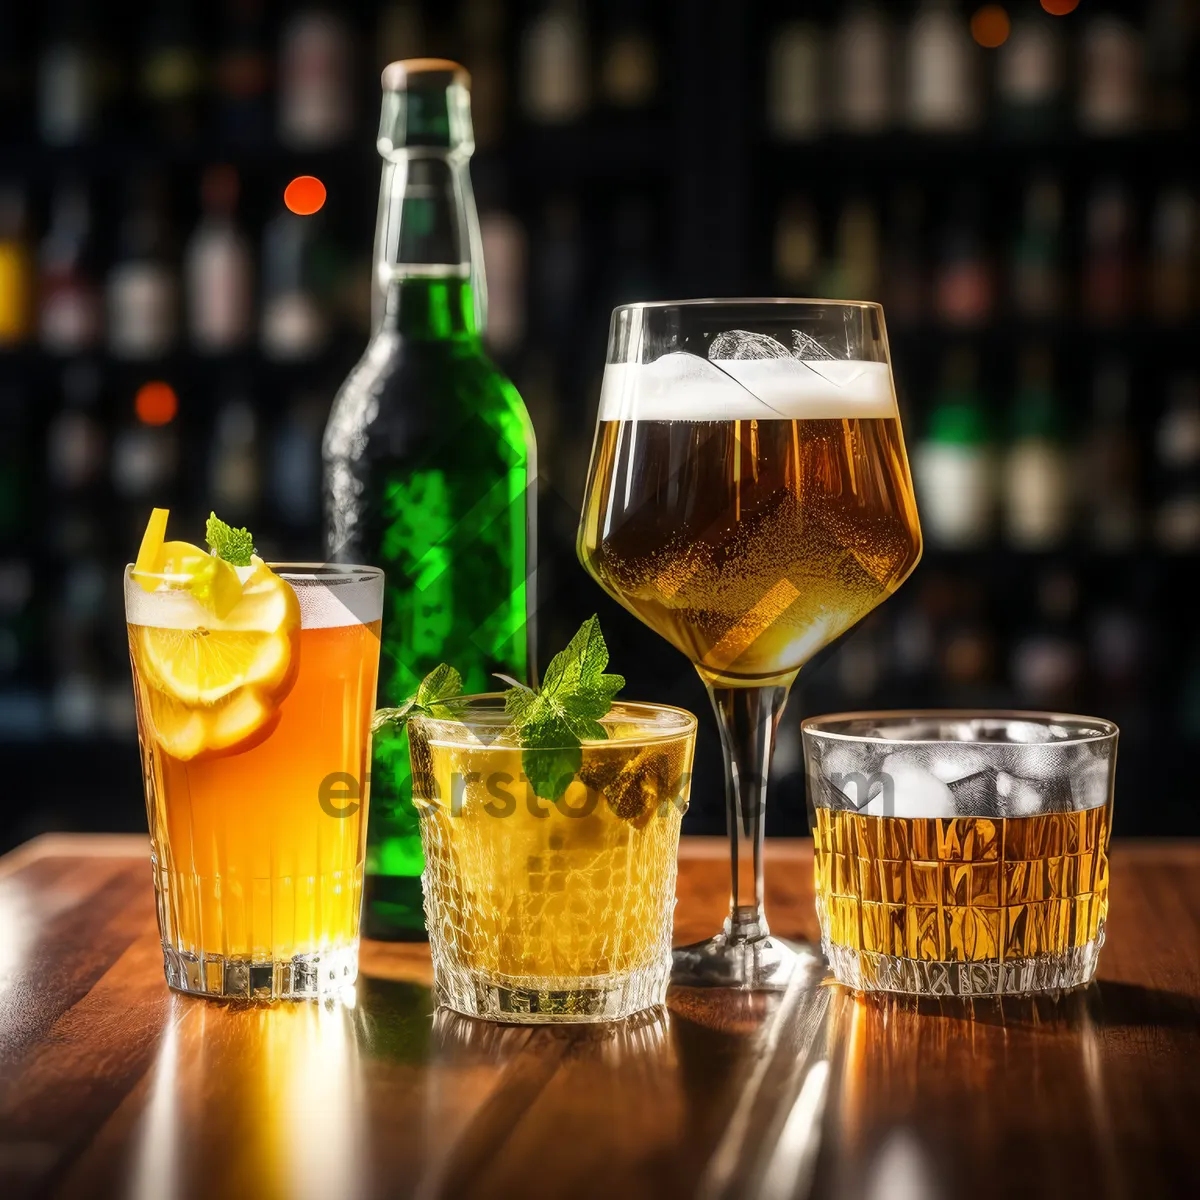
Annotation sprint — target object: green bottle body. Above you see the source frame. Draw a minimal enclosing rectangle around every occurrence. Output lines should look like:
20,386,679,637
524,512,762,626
323,277,536,938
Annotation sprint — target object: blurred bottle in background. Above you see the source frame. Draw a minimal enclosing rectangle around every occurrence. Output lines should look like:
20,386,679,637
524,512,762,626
522,0,588,125
208,379,261,522
260,209,327,361
1155,376,1200,552
1149,188,1197,323
39,178,102,354
1080,361,1140,552
213,0,272,147
884,188,926,325
1078,16,1143,135
1011,568,1083,710
1082,183,1135,326
37,1,101,146
1002,346,1071,551
112,386,179,502
141,0,204,144
822,199,880,302
774,196,820,295
1146,0,1193,130
767,22,822,141
533,196,584,343
914,348,995,550
479,210,527,356
269,391,324,534
1010,178,1063,320
0,185,34,349
461,0,505,146
996,13,1064,136
185,165,253,353
599,3,657,111
831,3,891,135
934,187,993,326
107,174,178,361
47,363,106,502
906,0,979,134
278,6,354,149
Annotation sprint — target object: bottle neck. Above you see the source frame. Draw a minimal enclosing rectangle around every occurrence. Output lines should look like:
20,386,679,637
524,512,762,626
373,151,486,338
383,276,476,338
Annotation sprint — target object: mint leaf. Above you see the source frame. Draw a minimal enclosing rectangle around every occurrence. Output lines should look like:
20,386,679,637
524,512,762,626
205,512,256,566
521,714,583,801
372,664,463,733
416,664,463,717
371,699,416,734
500,615,625,801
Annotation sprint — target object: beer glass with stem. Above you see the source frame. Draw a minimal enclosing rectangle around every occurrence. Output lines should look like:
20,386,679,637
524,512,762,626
578,300,922,987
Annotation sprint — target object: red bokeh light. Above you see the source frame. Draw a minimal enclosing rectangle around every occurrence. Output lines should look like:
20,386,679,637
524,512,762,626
972,5,1012,48
1041,0,1081,15
284,176,327,216
135,381,178,426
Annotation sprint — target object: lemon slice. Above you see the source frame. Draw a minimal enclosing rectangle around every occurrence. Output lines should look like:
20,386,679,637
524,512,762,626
129,509,302,760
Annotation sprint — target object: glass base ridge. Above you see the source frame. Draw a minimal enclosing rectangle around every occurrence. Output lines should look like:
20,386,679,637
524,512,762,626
823,931,1105,996
432,958,670,1023
162,942,359,1000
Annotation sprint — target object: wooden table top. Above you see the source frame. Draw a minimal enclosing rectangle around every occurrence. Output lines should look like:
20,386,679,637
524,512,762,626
0,835,1197,1200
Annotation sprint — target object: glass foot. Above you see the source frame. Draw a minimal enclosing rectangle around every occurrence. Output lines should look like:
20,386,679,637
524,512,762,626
671,933,824,989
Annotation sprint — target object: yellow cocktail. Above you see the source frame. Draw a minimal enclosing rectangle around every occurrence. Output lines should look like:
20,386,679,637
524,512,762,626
409,696,697,1021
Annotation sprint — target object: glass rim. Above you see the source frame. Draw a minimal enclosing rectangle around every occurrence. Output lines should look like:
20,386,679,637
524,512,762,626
124,561,383,585
409,693,698,749
612,297,885,315
800,709,1119,747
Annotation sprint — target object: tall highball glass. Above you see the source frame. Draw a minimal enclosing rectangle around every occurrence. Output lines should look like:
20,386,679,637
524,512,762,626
578,300,922,987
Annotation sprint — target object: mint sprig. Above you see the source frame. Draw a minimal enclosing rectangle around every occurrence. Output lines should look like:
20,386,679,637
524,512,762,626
205,512,256,566
503,615,625,800
371,664,464,734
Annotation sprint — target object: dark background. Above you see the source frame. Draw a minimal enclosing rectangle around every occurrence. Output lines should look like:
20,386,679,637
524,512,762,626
0,0,1197,851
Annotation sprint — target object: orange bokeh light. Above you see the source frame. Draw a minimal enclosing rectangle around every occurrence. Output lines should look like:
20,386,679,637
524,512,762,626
284,176,327,216
135,381,178,426
1041,0,1080,14
971,5,1011,48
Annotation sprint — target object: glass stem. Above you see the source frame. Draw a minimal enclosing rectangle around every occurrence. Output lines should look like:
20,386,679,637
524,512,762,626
707,684,790,943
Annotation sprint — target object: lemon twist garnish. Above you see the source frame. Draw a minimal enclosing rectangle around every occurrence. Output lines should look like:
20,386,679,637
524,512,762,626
129,508,301,760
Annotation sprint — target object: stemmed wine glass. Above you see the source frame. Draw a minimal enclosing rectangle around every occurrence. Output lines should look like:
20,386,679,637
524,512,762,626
577,300,922,987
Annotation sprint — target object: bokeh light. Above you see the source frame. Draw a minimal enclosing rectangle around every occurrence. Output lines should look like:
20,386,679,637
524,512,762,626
284,176,327,216
1041,0,1080,14
135,381,178,426
971,5,1012,48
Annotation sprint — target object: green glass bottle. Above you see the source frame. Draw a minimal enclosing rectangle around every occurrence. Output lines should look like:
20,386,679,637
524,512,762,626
323,60,537,939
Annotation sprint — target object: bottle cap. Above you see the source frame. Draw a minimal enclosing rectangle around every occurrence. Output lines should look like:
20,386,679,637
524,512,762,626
378,59,474,158
381,59,471,92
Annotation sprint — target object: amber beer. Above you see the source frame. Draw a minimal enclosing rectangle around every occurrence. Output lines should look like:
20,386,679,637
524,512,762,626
579,358,922,687
814,807,1111,969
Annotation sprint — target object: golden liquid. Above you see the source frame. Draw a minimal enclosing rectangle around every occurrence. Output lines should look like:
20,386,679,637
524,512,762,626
579,417,922,686
413,729,693,979
813,807,1111,963
130,620,381,960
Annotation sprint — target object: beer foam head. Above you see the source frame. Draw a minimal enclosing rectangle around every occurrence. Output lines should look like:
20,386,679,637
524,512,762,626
599,352,897,422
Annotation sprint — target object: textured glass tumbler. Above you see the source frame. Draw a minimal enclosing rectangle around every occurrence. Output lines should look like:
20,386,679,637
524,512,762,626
409,697,697,1022
127,564,383,1000
803,712,1118,997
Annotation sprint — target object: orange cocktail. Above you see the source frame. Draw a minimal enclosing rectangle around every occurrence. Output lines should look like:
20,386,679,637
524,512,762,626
125,513,382,999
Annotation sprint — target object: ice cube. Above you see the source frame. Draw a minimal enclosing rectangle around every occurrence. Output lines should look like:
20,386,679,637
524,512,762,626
946,767,1001,817
926,747,993,784
708,329,794,360
860,752,958,818
790,329,836,360
997,772,1044,817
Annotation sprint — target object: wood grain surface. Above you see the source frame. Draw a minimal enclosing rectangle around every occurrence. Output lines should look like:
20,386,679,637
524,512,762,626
0,835,1197,1200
